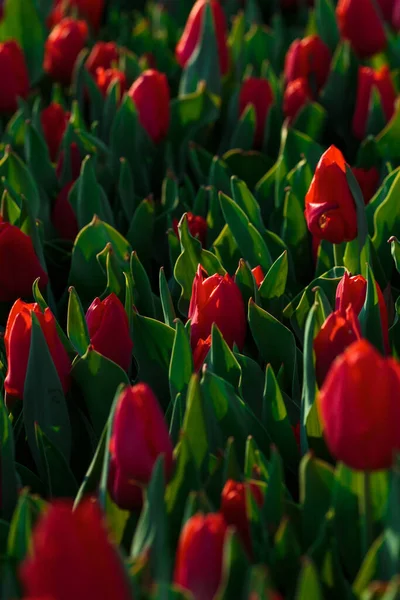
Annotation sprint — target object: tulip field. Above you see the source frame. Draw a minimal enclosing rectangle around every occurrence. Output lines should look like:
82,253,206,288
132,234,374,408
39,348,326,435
3,0,400,597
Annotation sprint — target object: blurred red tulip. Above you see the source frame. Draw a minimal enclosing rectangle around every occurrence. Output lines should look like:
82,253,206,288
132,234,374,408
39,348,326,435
0,41,29,112
351,166,380,204
94,67,127,97
336,0,386,57
284,35,331,91
352,66,396,140
41,103,70,162
44,18,88,85
86,41,119,77
221,479,263,555
283,77,312,123
128,69,170,143
173,212,208,246
193,335,211,371
238,77,274,148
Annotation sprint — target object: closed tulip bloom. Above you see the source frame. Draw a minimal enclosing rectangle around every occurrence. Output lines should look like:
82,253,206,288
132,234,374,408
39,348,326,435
95,67,127,97
283,77,312,123
173,212,208,246
52,182,79,241
189,265,246,351
0,220,48,302
238,77,274,148
44,18,88,85
4,300,71,400
20,499,132,600
352,66,396,140
128,69,170,143
0,41,29,112
351,166,380,205
193,334,211,371
108,456,143,511
174,512,228,600
40,103,70,162
284,35,331,91
48,0,105,31
86,41,119,77
221,479,263,555
86,293,133,372
319,339,400,470
176,0,229,76
314,306,361,386
305,145,357,244
251,265,264,287
336,0,386,57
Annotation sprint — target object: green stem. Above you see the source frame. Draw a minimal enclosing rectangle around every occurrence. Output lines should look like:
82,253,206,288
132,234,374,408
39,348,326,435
360,471,373,558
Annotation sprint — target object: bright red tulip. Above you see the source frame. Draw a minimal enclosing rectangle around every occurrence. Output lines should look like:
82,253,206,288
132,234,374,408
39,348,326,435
48,0,105,31
351,166,380,205
94,67,127,97
4,300,71,401
284,35,331,91
52,182,79,241
85,293,133,372
314,306,362,386
174,512,228,600
193,334,211,372
305,145,357,244
0,41,29,112
238,77,274,148
283,77,312,123
40,103,70,162
176,0,229,76
319,339,400,470
173,212,208,246
86,41,119,77
44,18,89,85
189,265,247,352
128,69,170,143
352,66,396,140
221,479,263,555
0,220,48,302
336,0,386,57
251,265,264,287
20,499,132,600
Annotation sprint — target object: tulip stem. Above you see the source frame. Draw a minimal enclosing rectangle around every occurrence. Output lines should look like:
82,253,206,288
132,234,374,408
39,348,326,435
333,243,345,268
360,471,373,558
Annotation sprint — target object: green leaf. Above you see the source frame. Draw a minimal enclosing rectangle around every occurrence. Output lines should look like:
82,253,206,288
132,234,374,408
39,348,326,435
169,320,193,402
0,398,18,520
359,264,386,354
130,251,155,318
263,446,285,533
67,286,90,357
210,324,242,390
231,176,265,233
295,559,323,600
230,104,256,151
0,148,41,218
271,517,301,595
7,489,45,563
24,121,58,196
73,155,115,229
126,198,155,269
216,530,249,600
118,157,136,222
315,0,339,52
35,424,78,498
159,267,176,328
258,250,288,316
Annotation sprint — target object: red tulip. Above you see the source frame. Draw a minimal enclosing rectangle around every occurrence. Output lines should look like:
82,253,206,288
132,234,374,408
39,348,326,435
305,145,357,244
128,69,170,143
176,0,229,76
238,77,274,148
393,0,400,28
86,41,119,77
251,265,264,287
319,339,400,470
108,384,173,509
173,212,208,246
44,18,89,85
314,306,362,386
352,66,396,140
193,334,211,371
351,166,380,205
48,0,105,31
4,300,71,401
56,142,82,180
94,67,127,97
52,182,79,241
174,512,228,600
0,41,29,112
0,220,48,302
20,499,132,600
283,77,312,123
284,35,331,92
220,479,263,555
40,103,70,162
85,293,133,372
189,265,246,352
336,0,386,57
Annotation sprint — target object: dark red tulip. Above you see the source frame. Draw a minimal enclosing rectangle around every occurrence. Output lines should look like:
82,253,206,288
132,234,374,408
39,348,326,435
319,339,400,470
108,456,143,512
283,77,312,123
40,103,70,162
47,0,105,32
305,145,357,244
174,512,228,600
52,182,79,241
176,0,229,76
238,77,274,148
4,300,70,401
193,334,211,371
173,212,208,246
20,499,132,600
352,66,396,140
0,220,48,302
94,67,127,97
86,41,119,77
393,0,400,28
377,0,394,20
284,35,331,91
0,41,29,112
220,479,263,555
314,306,362,386
85,293,133,372
336,0,386,57
189,265,246,352
351,166,380,204
128,69,170,143
44,18,89,85
251,265,264,287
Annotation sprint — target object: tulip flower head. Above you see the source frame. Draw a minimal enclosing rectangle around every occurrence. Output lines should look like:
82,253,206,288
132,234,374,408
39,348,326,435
40,103,70,162
351,167,380,205
284,35,331,92
221,479,263,555
128,69,170,143
336,0,386,57
283,77,312,123
95,67,127,97
86,41,119,77
352,66,396,140
44,18,89,85
0,41,29,113
173,212,208,247
238,77,274,148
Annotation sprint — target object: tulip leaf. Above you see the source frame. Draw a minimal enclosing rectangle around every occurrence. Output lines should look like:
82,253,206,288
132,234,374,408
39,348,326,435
234,259,259,309
73,155,114,229
130,251,155,318
217,529,250,600
230,104,257,151
181,375,208,473
169,320,193,402
0,397,18,521
159,267,177,328
359,264,385,355
352,536,384,596
67,287,91,357
210,324,242,391
126,198,155,270
235,352,265,420
0,148,41,219
213,224,242,275
263,447,285,534
7,489,45,563
231,177,265,233
271,517,301,594
315,0,339,52
295,559,323,600
74,427,107,509
258,250,288,316
118,156,136,222
24,121,58,196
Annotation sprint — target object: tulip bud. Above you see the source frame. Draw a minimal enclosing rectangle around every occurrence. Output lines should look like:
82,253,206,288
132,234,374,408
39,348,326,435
20,499,132,599
305,145,357,244
283,77,312,123
174,512,228,600
44,18,89,85
0,220,48,302
319,339,400,470
314,306,362,387
86,41,119,78
220,479,263,555
40,103,70,162
85,293,133,373
193,335,211,372
0,41,29,113
352,66,396,140
189,265,247,352
238,77,274,148
108,384,173,510
48,0,105,32
52,182,79,241
176,0,229,76
351,166,380,205
284,35,331,92
173,212,208,246
128,69,170,143
336,0,386,58
251,265,264,288
4,300,71,401
94,67,127,98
